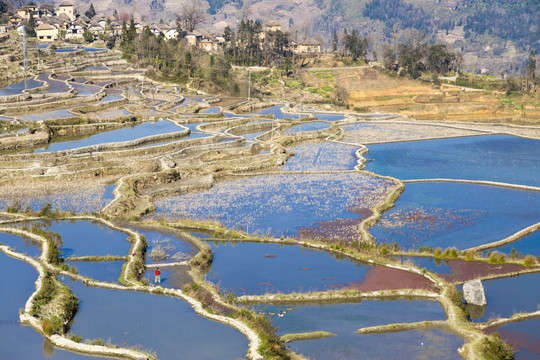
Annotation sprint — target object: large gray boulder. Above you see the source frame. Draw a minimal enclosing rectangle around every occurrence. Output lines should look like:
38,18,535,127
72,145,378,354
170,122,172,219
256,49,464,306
463,279,487,306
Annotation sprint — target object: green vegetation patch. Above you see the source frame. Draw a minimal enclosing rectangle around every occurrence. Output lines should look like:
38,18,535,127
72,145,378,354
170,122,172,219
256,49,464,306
316,73,334,79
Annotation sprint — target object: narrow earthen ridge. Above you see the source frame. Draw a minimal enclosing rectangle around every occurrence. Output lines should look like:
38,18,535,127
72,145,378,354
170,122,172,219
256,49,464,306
452,267,540,286
477,310,540,330
0,246,149,360
355,320,448,334
236,289,439,304
465,221,540,253
280,331,337,342
403,179,540,193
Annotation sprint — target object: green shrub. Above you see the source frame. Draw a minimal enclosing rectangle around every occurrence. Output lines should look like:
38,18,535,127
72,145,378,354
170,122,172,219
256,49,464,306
488,251,499,263
479,333,514,360
434,247,442,258
70,334,83,343
523,255,536,267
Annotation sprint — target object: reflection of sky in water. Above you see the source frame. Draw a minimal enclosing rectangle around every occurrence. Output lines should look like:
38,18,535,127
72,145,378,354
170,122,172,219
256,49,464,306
0,232,42,258
283,142,358,171
314,113,346,121
370,182,540,250
0,185,114,214
207,241,373,295
243,131,266,142
365,135,540,187
64,260,124,283
489,230,540,257
260,300,446,335
26,220,131,258
466,272,540,323
155,173,392,239
486,317,540,360
97,93,123,104
38,73,70,93
0,78,43,96
252,105,306,119
20,110,75,122
70,82,100,96
264,296,460,360
289,326,463,360
0,254,104,360
66,280,249,360
35,120,181,153
132,227,197,265
284,122,331,134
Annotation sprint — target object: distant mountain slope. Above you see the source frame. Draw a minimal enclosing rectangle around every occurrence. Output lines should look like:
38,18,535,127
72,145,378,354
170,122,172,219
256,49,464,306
15,0,539,74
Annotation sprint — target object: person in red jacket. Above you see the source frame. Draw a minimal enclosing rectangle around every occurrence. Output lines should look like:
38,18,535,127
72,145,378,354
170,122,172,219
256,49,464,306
154,267,161,285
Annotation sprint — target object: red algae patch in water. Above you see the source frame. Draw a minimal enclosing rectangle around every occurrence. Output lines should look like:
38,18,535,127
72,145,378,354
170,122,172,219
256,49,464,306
297,213,371,243
439,260,528,283
332,266,435,292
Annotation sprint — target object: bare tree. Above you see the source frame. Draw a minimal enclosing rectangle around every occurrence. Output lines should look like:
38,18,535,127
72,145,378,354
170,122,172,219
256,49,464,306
178,4,205,33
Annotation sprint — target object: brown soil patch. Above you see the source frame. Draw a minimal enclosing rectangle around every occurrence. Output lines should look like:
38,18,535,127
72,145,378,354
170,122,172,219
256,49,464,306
334,265,435,292
440,260,527,283
297,213,370,243
213,96,247,107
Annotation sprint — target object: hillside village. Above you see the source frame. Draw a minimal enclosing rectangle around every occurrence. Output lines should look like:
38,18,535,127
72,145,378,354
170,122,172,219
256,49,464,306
4,1,322,55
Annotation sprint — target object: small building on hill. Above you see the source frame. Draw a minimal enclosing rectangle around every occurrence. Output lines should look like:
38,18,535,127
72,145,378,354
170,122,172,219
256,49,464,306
36,23,58,41
293,38,321,54
265,20,282,33
58,1,75,22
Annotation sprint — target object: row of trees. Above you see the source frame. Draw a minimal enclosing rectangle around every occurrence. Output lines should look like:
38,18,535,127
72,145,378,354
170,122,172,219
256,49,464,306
381,33,462,78
119,18,232,91
332,29,370,61
222,19,295,71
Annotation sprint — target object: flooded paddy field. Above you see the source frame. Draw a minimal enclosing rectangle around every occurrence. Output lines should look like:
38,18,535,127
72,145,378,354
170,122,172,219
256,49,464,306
20,219,132,258
284,122,331,134
66,280,249,359
0,47,538,359
0,78,44,96
370,182,540,250
261,301,461,360
0,254,107,360
0,184,115,214
0,232,42,258
288,326,464,360
363,135,540,186
340,122,485,144
465,272,540,323
35,120,184,153
258,300,446,333
131,226,198,265
282,142,358,172
64,260,125,283
207,241,433,295
154,172,394,240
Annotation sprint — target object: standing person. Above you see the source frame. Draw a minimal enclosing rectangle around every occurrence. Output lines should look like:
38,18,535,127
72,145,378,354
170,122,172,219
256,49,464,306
154,267,161,285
